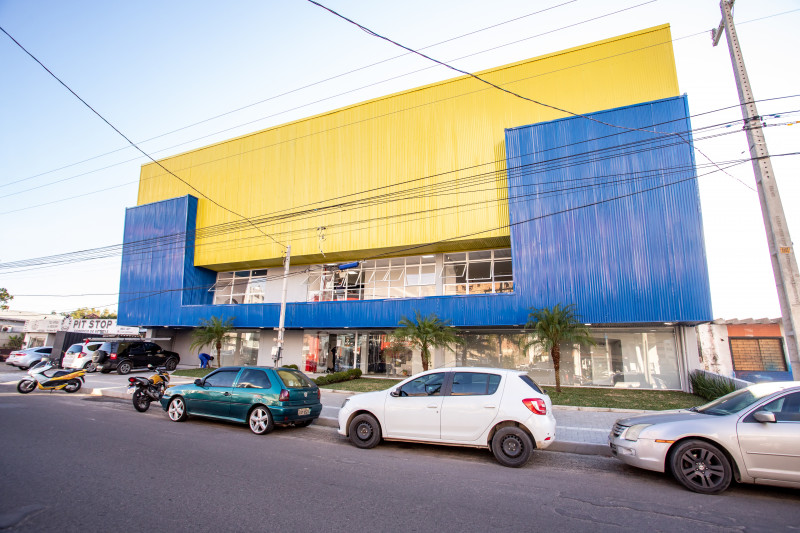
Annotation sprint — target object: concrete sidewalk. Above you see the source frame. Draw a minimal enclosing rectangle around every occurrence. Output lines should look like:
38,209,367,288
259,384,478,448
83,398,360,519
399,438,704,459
1,366,640,456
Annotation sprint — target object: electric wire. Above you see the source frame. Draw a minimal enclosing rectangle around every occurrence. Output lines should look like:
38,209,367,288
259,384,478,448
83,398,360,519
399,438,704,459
5,5,796,205
0,25,286,251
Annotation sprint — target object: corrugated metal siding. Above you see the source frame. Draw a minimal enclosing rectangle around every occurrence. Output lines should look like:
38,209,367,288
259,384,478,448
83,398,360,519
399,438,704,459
119,97,712,328
505,96,712,323
136,25,679,270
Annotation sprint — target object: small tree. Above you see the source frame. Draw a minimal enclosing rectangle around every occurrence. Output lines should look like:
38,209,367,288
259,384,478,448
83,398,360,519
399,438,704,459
524,304,595,393
190,316,235,369
391,311,463,371
7,334,24,350
0,288,12,310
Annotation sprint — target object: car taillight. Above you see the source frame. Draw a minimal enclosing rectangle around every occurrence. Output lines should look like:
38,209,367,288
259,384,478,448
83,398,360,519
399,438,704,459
128,378,137,384
317,389,321,400
523,398,547,415
110,353,117,359
279,389,290,402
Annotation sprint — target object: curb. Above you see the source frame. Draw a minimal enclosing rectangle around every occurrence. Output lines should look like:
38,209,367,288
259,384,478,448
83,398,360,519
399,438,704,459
553,405,654,414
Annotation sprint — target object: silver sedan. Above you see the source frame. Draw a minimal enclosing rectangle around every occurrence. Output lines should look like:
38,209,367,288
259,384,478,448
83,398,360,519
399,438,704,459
608,381,800,494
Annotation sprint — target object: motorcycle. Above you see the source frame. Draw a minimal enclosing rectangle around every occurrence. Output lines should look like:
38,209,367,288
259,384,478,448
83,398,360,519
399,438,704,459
128,364,171,412
17,359,86,394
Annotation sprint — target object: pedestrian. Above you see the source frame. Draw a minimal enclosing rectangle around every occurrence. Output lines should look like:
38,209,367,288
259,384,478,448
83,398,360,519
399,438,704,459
198,352,212,368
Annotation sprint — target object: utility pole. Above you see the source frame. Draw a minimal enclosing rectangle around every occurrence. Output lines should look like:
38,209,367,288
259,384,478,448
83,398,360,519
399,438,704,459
274,245,291,367
712,0,800,379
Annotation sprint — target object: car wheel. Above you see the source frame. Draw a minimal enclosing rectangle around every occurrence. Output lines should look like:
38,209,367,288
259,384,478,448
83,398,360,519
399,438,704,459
84,361,97,373
670,440,732,494
117,361,132,375
249,406,274,435
17,379,36,394
132,390,151,412
64,379,82,393
491,427,534,468
167,397,188,422
164,358,178,371
348,413,381,449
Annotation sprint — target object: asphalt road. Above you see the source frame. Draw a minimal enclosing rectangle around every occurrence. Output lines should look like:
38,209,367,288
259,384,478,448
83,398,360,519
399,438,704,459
0,385,798,533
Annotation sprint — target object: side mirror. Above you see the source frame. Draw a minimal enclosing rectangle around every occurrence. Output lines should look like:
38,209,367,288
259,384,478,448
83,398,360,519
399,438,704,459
753,411,776,423
194,379,204,387
390,389,401,397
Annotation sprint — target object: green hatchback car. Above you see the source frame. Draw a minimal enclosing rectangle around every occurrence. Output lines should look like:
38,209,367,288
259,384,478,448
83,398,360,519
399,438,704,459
160,366,322,434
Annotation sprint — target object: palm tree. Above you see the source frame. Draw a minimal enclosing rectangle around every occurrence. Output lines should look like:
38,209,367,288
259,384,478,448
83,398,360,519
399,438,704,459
190,316,235,369
524,304,595,393
392,311,464,371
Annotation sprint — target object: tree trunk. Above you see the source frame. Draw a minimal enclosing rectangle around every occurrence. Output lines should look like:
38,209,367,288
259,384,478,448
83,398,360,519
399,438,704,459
216,340,222,368
552,344,561,393
421,344,429,371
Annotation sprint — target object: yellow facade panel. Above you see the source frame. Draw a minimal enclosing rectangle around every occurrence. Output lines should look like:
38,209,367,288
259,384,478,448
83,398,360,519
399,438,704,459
138,25,679,270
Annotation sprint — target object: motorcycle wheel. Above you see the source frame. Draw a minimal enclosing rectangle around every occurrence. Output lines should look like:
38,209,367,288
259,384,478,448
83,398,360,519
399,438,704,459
132,390,151,412
65,379,82,393
17,379,36,394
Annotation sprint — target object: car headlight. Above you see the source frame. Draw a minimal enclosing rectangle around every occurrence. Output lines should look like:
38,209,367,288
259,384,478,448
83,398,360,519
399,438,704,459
623,424,652,442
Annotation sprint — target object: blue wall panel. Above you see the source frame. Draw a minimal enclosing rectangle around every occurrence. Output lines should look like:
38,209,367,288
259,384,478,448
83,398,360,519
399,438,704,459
118,96,712,329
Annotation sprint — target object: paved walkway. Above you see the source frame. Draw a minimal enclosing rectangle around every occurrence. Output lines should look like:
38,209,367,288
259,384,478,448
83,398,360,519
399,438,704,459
1,365,646,456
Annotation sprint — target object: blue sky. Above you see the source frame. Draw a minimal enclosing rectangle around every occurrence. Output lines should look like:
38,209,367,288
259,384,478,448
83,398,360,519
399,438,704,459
1,0,799,319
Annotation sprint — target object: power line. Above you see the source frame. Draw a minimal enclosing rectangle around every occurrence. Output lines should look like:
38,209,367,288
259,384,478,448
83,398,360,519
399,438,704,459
1,1,577,190
0,25,286,251
0,114,740,270
0,109,781,272
7,4,795,203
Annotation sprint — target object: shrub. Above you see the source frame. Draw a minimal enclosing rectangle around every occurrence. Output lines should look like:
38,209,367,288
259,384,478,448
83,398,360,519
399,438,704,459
690,370,739,401
284,364,299,370
314,368,361,386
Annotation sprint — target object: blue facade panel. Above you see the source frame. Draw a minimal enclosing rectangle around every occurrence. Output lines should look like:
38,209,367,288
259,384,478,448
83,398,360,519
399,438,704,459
118,96,712,329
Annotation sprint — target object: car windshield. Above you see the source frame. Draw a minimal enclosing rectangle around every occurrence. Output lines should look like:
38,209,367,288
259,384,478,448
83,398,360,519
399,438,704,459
65,344,84,354
696,384,785,416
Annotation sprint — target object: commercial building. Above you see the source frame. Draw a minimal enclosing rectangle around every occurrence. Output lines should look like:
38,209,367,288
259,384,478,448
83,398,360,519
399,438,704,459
118,24,713,391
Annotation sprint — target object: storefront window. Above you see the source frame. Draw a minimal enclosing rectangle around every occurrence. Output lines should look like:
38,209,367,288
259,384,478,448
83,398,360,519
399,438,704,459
442,328,681,390
217,331,260,366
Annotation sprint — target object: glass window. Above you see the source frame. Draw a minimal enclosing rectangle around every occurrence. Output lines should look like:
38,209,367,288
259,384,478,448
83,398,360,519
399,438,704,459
400,373,445,397
204,370,239,388
277,369,315,388
756,392,800,422
66,344,83,355
237,369,271,389
451,372,501,396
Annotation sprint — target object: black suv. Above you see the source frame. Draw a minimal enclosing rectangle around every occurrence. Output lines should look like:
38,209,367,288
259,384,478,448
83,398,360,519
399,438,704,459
92,341,180,375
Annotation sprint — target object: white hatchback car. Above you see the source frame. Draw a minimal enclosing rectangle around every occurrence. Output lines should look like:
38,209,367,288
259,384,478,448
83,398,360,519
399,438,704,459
62,341,104,372
338,367,556,467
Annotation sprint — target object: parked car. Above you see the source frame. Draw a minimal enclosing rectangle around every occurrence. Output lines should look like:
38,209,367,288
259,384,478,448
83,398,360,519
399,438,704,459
161,366,322,434
62,341,104,372
5,346,53,370
92,340,179,374
338,367,556,467
608,381,800,494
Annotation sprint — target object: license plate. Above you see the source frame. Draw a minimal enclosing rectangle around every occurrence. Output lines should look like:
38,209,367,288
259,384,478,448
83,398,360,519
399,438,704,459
298,408,310,416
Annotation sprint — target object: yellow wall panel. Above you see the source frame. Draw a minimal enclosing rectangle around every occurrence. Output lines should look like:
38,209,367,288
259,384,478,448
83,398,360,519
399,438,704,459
138,25,679,270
